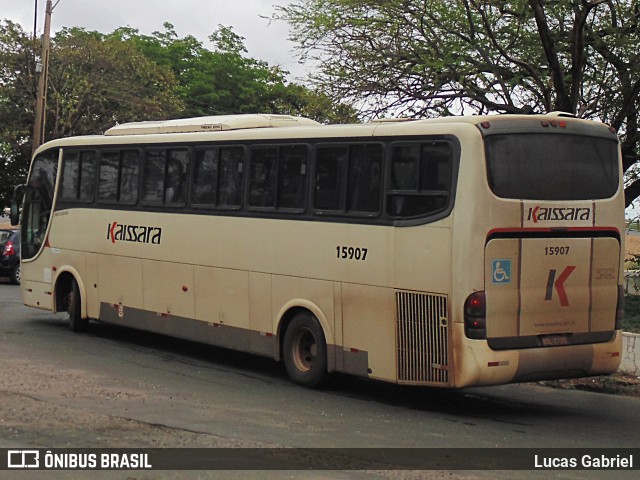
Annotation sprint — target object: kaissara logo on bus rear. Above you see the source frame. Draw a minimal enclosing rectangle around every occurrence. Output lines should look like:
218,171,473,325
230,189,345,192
526,206,591,224
107,222,162,245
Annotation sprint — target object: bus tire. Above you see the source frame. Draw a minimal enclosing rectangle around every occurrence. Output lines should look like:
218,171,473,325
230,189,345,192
282,312,328,388
68,278,89,332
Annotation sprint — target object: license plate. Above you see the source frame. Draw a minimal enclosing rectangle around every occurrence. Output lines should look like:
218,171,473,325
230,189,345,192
541,335,569,347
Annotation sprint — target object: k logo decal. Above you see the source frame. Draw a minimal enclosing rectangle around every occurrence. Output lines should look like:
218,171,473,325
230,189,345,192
544,266,576,307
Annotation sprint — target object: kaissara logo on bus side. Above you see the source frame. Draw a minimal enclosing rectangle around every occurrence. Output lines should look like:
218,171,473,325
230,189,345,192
107,222,162,245
527,206,591,224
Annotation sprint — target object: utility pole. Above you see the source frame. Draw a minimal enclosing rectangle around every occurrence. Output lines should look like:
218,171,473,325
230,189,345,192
33,0,38,40
32,0,53,155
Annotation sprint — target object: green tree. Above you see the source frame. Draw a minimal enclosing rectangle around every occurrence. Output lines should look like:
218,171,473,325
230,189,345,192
0,20,357,208
0,21,183,206
276,0,640,205
111,23,358,122
48,27,184,137
0,20,40,208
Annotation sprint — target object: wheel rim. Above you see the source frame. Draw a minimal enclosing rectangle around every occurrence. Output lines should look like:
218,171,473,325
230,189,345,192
291,327,317,373
15,265,20,283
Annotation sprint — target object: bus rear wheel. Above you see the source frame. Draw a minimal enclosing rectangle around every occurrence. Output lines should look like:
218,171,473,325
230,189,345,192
283,312,328,388
68,278,89,332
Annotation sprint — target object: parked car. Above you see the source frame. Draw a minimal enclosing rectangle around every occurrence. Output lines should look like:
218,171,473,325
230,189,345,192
0,229,20,284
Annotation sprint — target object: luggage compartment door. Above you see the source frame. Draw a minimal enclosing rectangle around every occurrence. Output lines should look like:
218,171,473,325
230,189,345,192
484,236,619,347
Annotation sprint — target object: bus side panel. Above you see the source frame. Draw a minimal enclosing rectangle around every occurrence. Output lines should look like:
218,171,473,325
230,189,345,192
84,251,99,318
342,283,396,382
194,266,250,329
21,280,54,311
50,248,98,318
249,272,274,357
21,249,54,311
590,238,622,332
272,275,335,341
97,254,144,310
393,224,452,293
142,259,195,319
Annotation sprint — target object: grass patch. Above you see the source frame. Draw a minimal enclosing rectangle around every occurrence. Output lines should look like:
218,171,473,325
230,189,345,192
626,223,640,232
624,295,640,333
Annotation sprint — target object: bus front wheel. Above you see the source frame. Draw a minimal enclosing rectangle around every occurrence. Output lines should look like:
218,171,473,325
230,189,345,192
68,279,89,332
282,312,328,388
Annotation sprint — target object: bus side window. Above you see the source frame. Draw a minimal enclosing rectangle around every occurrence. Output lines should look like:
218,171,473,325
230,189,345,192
61,150,96,202
193,149,219,206
60,152,80,201
388,142,452,218
348,144,382,214
249,147,278,208
142,150,166,204
98,151,120,202
79,152,97,201
165,149,189,206
192,146,243,209
420,143,452,192
278,145,307,210
119,150,139,205
314,144,381,215
314,146,347,211
218,147,243,208
98,150,139,205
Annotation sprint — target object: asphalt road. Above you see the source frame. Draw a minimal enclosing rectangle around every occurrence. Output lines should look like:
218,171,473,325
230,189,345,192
1,282,639,480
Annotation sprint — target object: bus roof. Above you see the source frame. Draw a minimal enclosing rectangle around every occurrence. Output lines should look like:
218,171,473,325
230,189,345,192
33,112,616,155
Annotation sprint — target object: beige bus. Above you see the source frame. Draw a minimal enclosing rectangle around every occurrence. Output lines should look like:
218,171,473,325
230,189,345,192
11,112,624,388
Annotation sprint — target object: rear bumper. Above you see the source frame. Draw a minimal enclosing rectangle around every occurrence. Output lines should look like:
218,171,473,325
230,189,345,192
452,323,622,387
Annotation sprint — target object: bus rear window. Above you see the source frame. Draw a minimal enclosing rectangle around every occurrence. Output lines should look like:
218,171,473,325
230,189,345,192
485,133,619,200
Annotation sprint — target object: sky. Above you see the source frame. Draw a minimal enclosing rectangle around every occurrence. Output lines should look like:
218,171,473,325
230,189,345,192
0,0,306,78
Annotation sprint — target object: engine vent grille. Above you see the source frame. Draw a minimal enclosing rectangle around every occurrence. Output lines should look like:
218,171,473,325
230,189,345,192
396,291,449,385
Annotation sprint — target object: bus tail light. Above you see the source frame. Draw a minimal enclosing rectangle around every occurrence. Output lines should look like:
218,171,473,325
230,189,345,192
464,291,486,339
615,285,624,330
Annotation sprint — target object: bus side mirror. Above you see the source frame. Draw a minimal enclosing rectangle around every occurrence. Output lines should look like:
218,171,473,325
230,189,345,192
9,199,19,226
10,185,24,226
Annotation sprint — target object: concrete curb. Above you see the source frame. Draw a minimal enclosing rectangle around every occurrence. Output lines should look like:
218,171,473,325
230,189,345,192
620,332,640,376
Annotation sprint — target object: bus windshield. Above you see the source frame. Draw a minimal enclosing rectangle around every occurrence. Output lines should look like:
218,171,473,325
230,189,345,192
21,149,58,260
485,133,619,200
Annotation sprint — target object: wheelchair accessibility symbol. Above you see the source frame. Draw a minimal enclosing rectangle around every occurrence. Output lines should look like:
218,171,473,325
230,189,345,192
492,259,512,285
